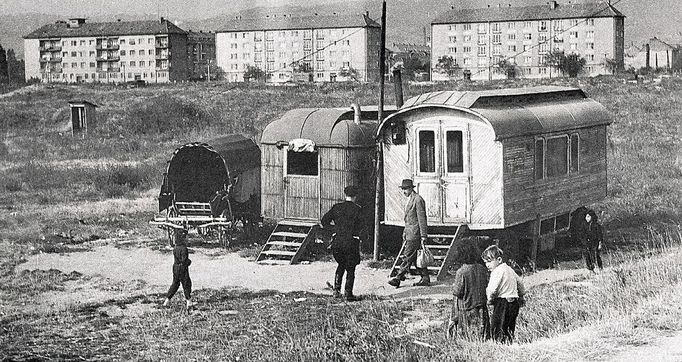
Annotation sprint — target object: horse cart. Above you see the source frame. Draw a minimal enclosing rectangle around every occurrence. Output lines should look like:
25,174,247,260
150,134,261,247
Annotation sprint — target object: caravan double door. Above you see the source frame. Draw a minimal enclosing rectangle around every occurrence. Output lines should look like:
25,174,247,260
413,121,470,224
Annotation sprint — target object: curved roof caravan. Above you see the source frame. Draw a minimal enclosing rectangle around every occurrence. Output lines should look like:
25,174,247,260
376,86,612,232
261,105,396,221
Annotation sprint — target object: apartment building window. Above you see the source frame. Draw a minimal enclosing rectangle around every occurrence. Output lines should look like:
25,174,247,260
570,43,578,50
524,21,532,29
477,24,486,33
570,31,579,39
64,63,69,68
586,54,595,61
120,50,126,56
254,32,263,41
463,24,472,31
315,60,324,70
89,51,95,57
71,62,77,67
523,45,531,52
524,33,532,41
477,46,486,56
449,36,457,43
539,55,547,64
508,45,517,52
71,51,77,57
303,30,312,39
586,42,594,50
149,50,154,55
266,41,274,51
89,62,95,68
539,43,549,54
129,61,135,67
448,25,454,31
138,61,144,67
586,31,594,39
478,35,487,44
524,56,532,64
508,22,515,29
265,32,274,41
316,40,324,49
508,33,516,41
492,34,501,44
130,50,136,56
478,57,487,66
539,67,547,75
539,21,548,32
448,47,457,54
231,43,238,49
463,35,472,42
342,61,350,68
463,58,471,65
242,53,251,59
570,19,579,26
586,18,595,26
493,45,501,55
553,20,564,31
492,23,502,33
316,51,325,61
463,46,472,53
70,40,77,46
539,33,548,43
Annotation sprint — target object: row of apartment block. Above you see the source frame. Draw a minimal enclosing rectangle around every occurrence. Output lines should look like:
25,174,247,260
215,12,381,83
24,18,214,83
431,1,625,80
24,1,625,83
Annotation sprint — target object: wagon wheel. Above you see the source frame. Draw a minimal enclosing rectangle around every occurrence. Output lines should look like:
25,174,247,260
166,207,178,247
217,226,231,248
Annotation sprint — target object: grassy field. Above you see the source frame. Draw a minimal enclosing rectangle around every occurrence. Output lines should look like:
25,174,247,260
0,76,681,360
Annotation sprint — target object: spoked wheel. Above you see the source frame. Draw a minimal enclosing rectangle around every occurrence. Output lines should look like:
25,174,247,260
217,227,231,248
166,207,179,247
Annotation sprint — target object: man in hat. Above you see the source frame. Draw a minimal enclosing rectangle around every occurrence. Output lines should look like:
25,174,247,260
321,185,364,301
388,179,430,287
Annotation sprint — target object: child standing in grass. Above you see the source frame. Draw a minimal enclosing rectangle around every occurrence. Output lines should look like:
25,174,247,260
447,241,490,340
482,245,525,343
163,230,194,309
581,209,604,273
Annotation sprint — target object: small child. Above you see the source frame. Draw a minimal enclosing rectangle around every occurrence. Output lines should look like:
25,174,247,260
481,245,526,343
163,230,194,309
448,241,490,340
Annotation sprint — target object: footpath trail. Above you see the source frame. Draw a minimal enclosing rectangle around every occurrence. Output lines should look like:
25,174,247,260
17,243,589,301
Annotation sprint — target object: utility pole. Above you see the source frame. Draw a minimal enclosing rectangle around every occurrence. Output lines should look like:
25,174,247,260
207,59,210,82
373,0,386,261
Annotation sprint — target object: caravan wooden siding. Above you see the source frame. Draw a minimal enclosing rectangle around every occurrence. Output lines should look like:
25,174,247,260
502,126,608,226
320,147,376,219
261,144,284,220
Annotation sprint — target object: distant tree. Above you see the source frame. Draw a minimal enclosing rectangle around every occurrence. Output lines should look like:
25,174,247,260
496,59,518,79
338,66,360,82
603,57,618,74
400,57,430,80
208,63,225,81
544,50,586,78
435,55,460,78
243,65,265,82
293,61,312,74
0,44,8,84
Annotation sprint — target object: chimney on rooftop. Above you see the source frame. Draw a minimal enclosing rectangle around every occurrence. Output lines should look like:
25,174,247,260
549,1,558,9
160,17,164,23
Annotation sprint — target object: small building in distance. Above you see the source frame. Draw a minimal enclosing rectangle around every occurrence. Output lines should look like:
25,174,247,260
215,12,381,83
24,17,189,83
430,1,625,81
186,30,216,80
387,42,431,81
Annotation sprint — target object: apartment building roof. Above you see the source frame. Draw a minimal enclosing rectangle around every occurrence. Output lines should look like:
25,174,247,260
24,18,187,39
648,37,679,51
432,2,624,25
218,13,380,32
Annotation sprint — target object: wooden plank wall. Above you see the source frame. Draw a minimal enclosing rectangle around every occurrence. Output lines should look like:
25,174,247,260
382,140,411,226
285,176,319,219
468,121,504,228
320,147,376,220
261,144,284,219
503,126,608,226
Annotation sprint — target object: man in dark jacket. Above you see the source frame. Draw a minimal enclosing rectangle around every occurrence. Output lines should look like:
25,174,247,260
321,185,364,301
388,179,430,288
163,230,194,309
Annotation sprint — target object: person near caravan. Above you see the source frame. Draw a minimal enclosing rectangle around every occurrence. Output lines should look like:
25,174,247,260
482,245,525,343
388,179,430,288
163,230,194,309
581,209,604,272
447,241,490,340
321,185,364,301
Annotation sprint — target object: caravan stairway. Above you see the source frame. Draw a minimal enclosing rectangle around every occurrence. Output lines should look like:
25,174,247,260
256,220,319,264
389,225,467,281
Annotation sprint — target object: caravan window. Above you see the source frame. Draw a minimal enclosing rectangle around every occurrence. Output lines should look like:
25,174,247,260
534,138,545,180
418,130,436,173
445,130,464,173
287,150,318,176
570,134,579,173
547,136,568,177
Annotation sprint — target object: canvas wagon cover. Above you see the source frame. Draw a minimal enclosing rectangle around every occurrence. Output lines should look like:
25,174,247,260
159,134,260,210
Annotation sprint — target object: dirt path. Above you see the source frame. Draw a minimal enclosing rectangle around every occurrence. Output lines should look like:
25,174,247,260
606,331,682,362
17,243,589,302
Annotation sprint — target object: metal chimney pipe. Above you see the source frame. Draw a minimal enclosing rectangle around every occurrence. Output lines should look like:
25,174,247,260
350,103,361,125
393,68,404,108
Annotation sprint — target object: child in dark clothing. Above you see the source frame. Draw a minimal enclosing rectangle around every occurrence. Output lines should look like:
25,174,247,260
447,241,490,340
163,230,193,309
482,245,525,344
582,209,604,272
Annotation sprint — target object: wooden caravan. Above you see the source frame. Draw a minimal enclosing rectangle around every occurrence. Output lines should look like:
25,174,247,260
377,86,612,268
258,105,394,263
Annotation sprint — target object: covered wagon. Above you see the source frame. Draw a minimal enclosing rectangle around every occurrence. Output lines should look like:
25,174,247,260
151,134,261,246
377,86,612,279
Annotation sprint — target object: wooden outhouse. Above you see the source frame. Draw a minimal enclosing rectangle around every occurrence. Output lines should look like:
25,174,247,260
377,86,612,276
68,100,98,136
257,105,395,264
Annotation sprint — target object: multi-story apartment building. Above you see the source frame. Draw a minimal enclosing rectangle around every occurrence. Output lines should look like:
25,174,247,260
431,1,625,81
24,17,188,83
215,12,381,83
187,30,216,80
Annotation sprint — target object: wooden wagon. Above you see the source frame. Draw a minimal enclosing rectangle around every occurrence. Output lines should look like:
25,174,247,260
150,134,261,246
376,86,612,279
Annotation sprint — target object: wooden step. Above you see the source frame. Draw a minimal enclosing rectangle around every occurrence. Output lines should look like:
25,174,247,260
267,241,303,247
425,245,451,250
271,231,308,239
278,220,318,227
260,250,297,257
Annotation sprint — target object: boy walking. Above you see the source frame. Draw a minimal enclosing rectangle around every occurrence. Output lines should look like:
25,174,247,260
482,245,525,343
163,230,194,309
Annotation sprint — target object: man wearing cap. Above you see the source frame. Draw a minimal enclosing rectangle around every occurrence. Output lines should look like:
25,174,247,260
389,179,430,287
321,185,364,301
